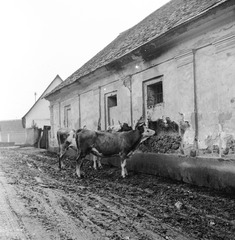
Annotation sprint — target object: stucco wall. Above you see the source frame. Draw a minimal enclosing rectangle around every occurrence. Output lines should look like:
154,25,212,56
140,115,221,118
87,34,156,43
130,7,235,155
48,5,235,157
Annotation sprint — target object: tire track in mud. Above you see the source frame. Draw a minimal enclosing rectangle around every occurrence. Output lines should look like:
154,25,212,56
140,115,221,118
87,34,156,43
33,176,166,240
1,148,235,240
24,150,235,239
14,177,99,240
32,171,192,239
2,150,190,239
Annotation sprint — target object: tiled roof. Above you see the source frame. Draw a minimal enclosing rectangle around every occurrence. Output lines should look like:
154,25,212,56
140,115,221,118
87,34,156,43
47,0,227,97
0,120,24,132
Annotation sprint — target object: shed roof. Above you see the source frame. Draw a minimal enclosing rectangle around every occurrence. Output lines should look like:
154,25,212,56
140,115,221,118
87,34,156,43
22,75,63,128
46,0,228,97
0,120,24,132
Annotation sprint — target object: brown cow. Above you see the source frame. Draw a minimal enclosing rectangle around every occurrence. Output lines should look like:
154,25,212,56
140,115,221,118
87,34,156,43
57,122,132,171
57,128,77,170
75,119,155,178
93,121,133,170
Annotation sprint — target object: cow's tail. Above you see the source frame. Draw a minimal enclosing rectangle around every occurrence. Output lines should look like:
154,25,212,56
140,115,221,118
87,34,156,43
56,131,61,153
75,129,83,155
76,128,83,134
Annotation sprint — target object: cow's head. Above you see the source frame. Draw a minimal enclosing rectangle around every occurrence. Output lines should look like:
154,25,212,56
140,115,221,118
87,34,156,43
66,129,76,142
119,122,132,132
140,126,155,143
135,117,155,142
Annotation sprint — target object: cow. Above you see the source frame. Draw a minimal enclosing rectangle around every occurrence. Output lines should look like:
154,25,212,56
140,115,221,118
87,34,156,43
107,121,132,132
93,122,132,170
75,118,155,178
57,128,77,170
57,122,132,171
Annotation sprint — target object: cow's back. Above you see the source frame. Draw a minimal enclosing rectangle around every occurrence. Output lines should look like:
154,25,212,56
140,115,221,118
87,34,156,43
76,129,97,149
76,129,120,155
57,128,70,145
76,129,142,156
94,131,122,155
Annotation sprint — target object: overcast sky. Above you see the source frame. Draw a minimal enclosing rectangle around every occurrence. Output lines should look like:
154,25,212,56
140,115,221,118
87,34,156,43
0,0,170,121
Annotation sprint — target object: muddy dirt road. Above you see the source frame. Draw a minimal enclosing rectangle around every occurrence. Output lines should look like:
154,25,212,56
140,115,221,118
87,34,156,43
0,147,235,240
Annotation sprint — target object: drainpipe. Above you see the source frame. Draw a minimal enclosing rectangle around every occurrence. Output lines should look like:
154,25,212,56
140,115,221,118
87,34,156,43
98,86,102,129
129,77,133,128
192,49,199,151
78,94,81,128
122,75,133,128
59,102,61,128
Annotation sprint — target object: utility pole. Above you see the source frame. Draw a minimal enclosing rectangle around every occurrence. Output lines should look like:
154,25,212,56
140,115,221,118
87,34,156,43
34,92,37,103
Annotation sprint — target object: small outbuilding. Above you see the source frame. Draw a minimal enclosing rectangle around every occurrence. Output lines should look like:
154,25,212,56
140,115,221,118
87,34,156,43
0,119,26,145
22,75,63,147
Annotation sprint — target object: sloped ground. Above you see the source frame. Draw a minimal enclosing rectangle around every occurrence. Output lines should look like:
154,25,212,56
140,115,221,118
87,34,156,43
0,147,235,240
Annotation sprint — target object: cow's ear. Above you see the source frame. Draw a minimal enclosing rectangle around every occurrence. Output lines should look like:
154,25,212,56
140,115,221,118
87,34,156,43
135,116,145,129
136,123,145,133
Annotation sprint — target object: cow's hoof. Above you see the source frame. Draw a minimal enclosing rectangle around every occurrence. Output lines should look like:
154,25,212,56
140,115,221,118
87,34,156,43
76,171,85,179
76,174,82,179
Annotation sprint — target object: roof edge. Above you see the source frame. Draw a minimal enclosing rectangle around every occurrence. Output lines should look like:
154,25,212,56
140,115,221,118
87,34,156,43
45,0,230,98
22,75,63,122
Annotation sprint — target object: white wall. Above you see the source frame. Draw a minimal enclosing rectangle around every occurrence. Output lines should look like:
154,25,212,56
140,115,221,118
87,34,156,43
25,76,62,128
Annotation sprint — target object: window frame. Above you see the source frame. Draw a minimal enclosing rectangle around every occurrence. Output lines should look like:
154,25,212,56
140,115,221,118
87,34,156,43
104,91,118,129
143,76,164,117
64,104,72,128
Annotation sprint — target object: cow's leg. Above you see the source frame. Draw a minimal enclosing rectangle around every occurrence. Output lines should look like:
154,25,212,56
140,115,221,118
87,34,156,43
58,147,68,170
91,147,103,157
120,158,128,178
59,153,66,170
124,161,128,176
58,151,65,170
92,155,97,170
91,148,103,170
92,155,102,170
119,152,128,178
97,157,102,169
75,152,86,178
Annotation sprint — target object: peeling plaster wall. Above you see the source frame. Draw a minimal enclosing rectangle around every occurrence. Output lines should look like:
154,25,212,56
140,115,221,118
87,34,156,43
48,70,133,148
47,4,235,156
80,89,99,129
99,79,132,129
195,38,235,153
132,7,235,156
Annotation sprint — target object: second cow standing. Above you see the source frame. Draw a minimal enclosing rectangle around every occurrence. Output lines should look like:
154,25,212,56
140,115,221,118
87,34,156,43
57,122,133,172
75,120,155,178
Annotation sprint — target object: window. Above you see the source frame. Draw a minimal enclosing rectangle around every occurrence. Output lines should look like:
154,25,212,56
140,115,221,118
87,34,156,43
107,94,117,126
64,105,72,128
107,94,117,109
147,81,163,108
143,76,164,120
105,92,118,128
